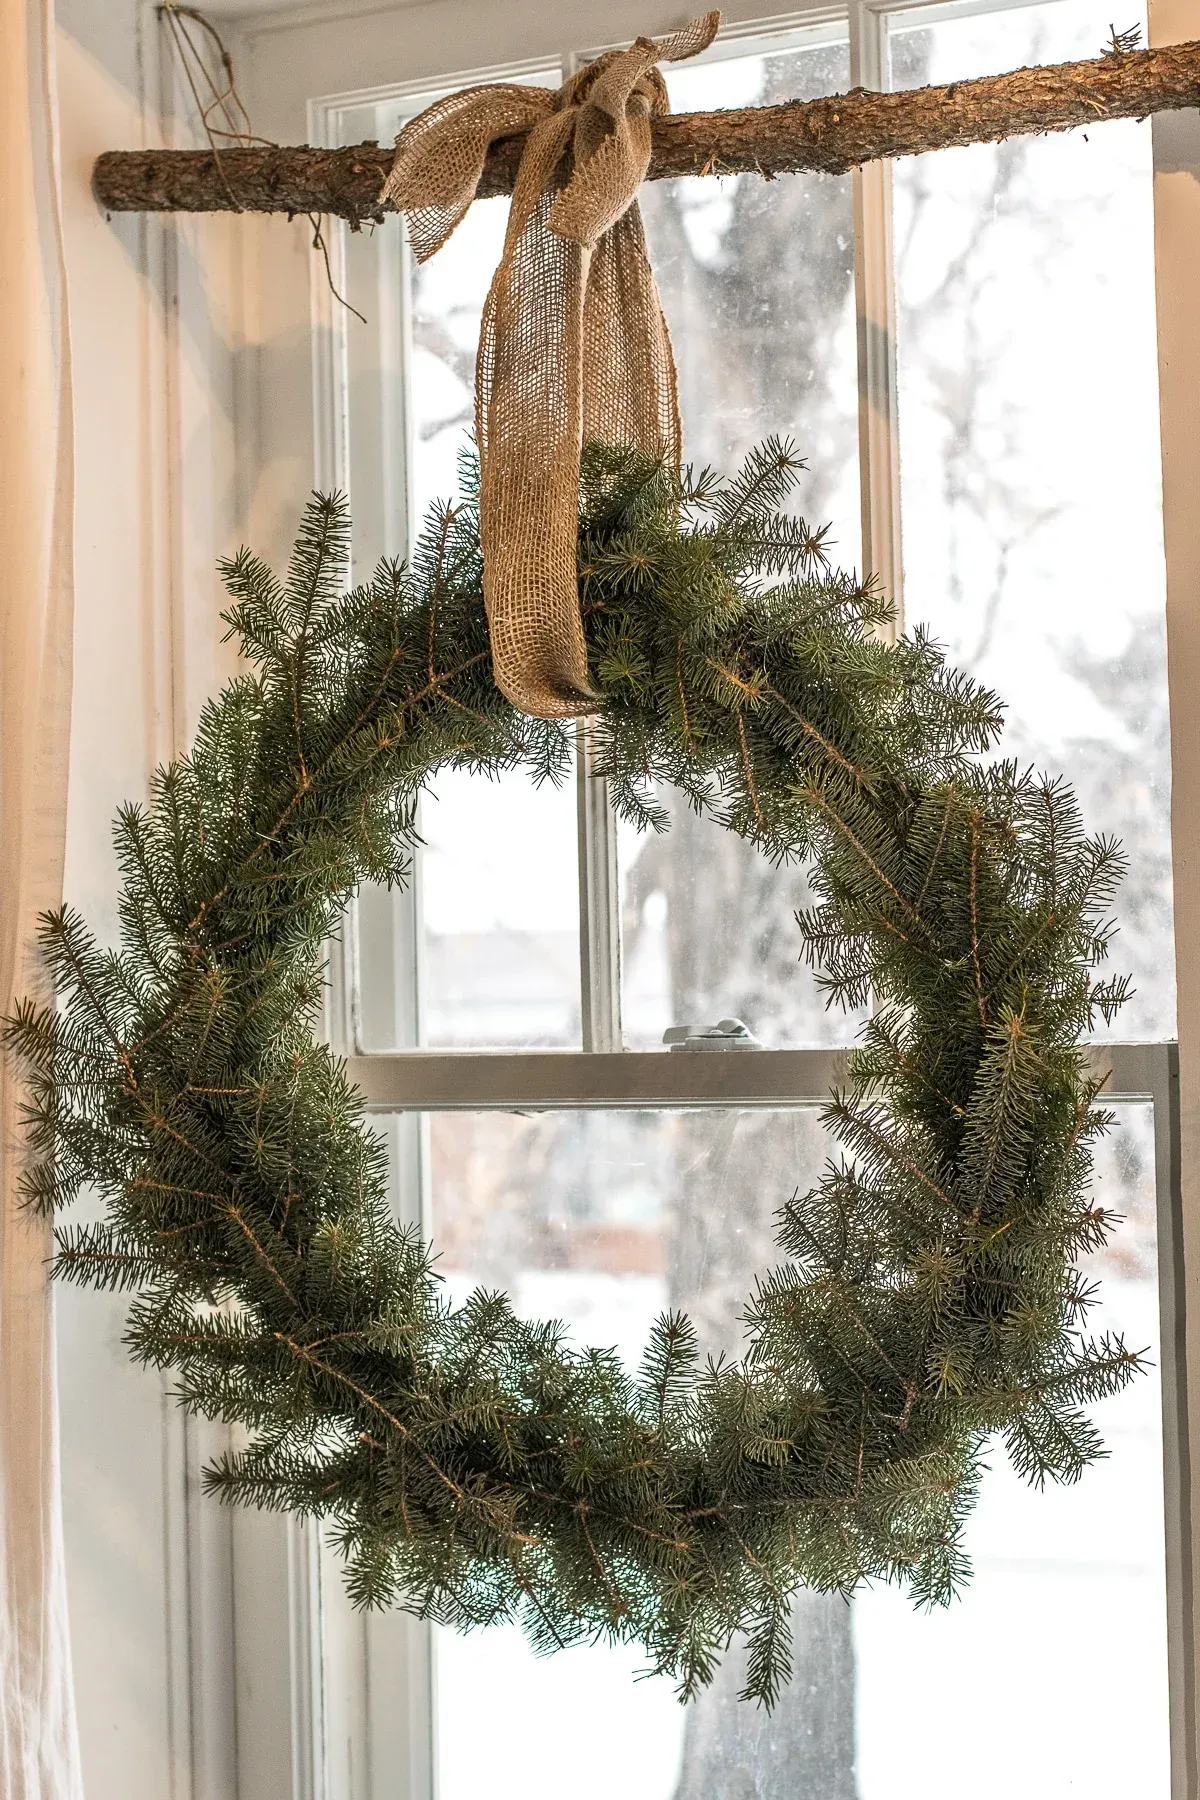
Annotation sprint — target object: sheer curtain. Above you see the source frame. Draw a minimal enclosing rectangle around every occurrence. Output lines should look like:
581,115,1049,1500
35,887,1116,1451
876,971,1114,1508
0,1,82,1795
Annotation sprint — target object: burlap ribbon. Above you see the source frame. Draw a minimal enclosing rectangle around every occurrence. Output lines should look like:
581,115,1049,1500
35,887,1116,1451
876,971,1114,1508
383,13,722,718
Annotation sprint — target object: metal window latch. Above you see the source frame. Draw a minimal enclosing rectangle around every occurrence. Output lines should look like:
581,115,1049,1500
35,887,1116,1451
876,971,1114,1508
662,1018,762,1053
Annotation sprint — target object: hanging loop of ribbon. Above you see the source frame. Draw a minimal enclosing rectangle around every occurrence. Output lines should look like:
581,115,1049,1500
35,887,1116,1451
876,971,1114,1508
383,13,722,719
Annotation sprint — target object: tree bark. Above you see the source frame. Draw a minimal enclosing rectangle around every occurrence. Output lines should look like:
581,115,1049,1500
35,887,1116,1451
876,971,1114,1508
671,1592,858,1800
92,40,1200,226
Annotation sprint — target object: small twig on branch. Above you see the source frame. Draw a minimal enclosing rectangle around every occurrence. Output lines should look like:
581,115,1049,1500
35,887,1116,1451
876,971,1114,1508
156,2,366,318
94,38,1200,225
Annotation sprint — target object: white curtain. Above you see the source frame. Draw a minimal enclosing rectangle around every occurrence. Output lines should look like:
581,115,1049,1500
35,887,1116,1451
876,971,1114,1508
0,0,82,1795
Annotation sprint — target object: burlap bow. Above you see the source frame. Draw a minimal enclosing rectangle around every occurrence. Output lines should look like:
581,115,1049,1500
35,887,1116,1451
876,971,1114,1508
383,13,722,718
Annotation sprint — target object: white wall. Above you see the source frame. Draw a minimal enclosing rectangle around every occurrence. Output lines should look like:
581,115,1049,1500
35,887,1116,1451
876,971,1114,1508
50,3,357,1791
54,5,244,1794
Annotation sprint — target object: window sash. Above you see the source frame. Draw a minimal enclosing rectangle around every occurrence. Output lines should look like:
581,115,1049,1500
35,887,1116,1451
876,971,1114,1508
340,1039,1188,1800
330,0,1094,1074
336,12,867,1065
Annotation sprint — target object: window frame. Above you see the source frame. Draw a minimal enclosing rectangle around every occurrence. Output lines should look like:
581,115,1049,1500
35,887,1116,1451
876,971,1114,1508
234,2,1196,1794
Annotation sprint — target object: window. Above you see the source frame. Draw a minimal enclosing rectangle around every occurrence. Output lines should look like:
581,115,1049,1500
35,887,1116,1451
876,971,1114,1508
303,3,1185,1797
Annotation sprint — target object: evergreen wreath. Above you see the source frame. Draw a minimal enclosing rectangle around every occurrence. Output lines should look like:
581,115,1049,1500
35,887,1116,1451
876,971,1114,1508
7,441,1139,1705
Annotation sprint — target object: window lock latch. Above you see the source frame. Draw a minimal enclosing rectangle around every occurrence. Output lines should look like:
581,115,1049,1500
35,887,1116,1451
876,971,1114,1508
662,1018,761,1052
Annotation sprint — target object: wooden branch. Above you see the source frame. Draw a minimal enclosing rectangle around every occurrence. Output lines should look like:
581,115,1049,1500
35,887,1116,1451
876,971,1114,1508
93,39,1200,226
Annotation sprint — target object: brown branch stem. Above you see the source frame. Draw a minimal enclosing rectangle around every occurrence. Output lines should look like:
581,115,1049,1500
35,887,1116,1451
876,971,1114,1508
93,41,1200,225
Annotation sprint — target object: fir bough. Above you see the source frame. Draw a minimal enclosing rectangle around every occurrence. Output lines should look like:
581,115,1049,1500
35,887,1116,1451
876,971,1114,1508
6,441,1139,1703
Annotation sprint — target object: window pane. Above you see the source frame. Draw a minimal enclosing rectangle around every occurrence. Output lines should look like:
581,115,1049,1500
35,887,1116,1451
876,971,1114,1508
353,763,581,1052
426,1106,842,1800
855,1100,1169,1799
383,70,558,529
618,801,867,1051
407,191,507,528
352,82,582,1053
420,763,581,1048
624,32,862,1051
426,1106,826,1356
647,32,859,558
889,0,1174,1039
420,1097,1168,1798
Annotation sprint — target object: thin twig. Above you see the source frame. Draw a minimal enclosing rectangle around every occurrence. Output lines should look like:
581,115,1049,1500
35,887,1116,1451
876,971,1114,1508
157,3,367,324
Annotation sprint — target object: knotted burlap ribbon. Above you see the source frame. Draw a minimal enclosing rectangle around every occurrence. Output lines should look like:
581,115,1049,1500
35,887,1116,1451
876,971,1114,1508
383,13,722,718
